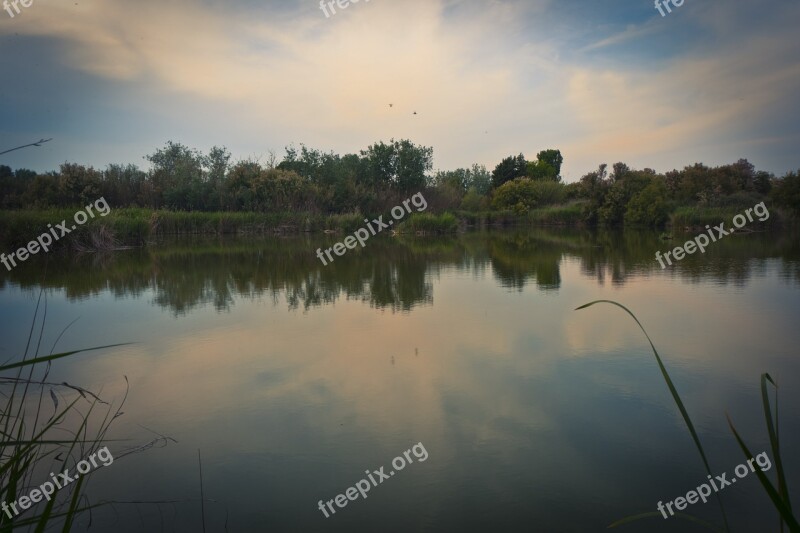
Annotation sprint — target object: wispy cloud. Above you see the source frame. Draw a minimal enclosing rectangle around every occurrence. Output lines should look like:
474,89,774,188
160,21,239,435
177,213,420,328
0,0,797,177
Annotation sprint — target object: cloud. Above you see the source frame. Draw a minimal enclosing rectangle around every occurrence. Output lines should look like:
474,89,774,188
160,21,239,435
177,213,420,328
0,0,798,176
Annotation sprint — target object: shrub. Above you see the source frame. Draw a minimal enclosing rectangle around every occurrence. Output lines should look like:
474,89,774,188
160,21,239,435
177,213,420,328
625,180,670,227
492,178,566,213
460,189,488,212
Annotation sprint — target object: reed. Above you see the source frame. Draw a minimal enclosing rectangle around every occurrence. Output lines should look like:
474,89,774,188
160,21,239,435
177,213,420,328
0,292,128,531
398,213,459,234
578,300,797,531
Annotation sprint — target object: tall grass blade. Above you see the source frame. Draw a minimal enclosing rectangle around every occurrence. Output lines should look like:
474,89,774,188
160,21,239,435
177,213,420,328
576,299,730,531
0,344,131,372
761,373,791,527
727,415,800,531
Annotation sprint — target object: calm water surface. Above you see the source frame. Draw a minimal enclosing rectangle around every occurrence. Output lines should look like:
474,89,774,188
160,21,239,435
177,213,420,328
1,228,799,532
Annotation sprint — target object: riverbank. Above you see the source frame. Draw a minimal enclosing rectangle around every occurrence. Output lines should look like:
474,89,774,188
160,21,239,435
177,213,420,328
0,204,791,250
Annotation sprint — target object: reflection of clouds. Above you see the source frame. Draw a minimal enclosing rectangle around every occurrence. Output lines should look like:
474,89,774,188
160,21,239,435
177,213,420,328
73,269,572,452
561,258,800,443
2,237,799,530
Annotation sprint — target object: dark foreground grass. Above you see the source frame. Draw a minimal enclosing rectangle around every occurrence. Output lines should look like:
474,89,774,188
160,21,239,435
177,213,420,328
577,300,798,532
0,293,129,531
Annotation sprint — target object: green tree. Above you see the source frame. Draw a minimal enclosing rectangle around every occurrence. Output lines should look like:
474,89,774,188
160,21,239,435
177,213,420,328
466,164,492,195
771,170,800,215
536,149,563,180
103,164,146,207
526,160,557,181
491,154,527,189
146,141,206,210
361,139,432,193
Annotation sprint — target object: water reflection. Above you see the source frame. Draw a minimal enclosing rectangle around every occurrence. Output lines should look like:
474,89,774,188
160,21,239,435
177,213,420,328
1,228,798,315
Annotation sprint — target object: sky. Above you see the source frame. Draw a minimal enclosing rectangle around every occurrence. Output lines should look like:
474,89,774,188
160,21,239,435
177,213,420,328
0,0,798,183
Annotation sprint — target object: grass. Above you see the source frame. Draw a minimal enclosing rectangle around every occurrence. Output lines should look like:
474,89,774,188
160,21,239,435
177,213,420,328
0,292,128,531
577,300,798,532
669,206,779,230
398,213,459,234
526,203,585,225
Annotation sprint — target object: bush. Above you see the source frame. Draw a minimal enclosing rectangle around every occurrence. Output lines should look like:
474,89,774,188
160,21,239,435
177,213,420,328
527,203,585,225
625,181,670,227
492,178,566,213
531,181,567,206
460,189,488,212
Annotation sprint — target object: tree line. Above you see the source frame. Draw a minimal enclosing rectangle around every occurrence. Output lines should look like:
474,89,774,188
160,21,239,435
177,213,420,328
1,139,798,227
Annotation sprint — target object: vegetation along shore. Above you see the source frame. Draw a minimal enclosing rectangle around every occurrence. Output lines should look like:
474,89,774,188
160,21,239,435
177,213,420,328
1,140,798,248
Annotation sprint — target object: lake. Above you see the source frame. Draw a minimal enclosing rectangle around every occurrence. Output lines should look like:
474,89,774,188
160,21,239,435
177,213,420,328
1,228,798,532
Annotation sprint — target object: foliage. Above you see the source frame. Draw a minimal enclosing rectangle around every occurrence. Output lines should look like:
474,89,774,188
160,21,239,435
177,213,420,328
360,139,433,193
535,149,564,180
1,141,792,231
399,212,458,233
526,203,584,225
492,178,540,213
770,170,800,215
491,154,528,189
625,180,670,227
460,188,489,212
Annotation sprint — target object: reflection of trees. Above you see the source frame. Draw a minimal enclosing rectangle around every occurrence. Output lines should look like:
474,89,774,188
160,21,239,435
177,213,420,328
1,228,797,314
487,232,562,291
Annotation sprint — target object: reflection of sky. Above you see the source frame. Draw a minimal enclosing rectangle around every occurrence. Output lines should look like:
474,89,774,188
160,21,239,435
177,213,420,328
1,0,799,178
1,249,799,531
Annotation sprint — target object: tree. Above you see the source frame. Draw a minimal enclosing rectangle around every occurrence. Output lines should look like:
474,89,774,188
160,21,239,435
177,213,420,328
146,141,206,210
59,163,103,206
205,146,231,210
491,154,527,189
466,164,491,195
771,170,800,214
536,149,563,180
611,162,630,182
103,164,146,207
526,160,557,181
753,170,772,195
361,139,432,193
579,164,609,224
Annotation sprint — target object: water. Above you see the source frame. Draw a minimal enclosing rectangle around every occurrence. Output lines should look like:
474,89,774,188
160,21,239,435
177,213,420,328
1,228,798,532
